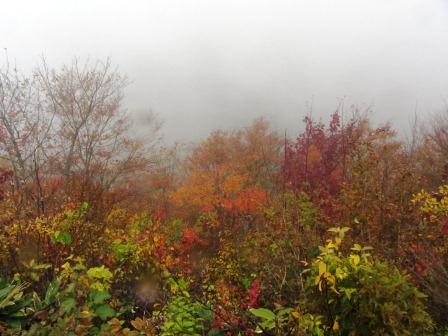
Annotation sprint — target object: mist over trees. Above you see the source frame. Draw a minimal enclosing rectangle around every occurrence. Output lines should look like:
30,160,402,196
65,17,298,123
0,57,161,214
1,57,448,335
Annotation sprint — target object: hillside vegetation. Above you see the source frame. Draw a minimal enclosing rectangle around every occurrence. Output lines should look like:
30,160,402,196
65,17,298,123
0,59,447,335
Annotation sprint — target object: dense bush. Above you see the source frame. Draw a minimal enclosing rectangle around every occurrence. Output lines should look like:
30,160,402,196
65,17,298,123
250,227,434,335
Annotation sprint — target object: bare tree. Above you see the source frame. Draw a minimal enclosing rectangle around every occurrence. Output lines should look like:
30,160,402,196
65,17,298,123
0,55,160,213
0,54,53,212
36,58,160,201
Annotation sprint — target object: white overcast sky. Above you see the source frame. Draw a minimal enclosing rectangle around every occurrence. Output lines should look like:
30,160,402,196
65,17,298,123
2,0,448,143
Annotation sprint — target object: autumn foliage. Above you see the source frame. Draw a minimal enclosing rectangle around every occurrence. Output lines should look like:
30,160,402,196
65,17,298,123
0,58,448,335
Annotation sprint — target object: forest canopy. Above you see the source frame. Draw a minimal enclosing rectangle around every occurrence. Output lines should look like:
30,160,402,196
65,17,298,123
0,58,448,335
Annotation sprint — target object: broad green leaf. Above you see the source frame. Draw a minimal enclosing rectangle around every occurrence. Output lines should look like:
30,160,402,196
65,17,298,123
250,308,276,320
52,231,72,245
89,290,111,304
95,304,116,321
318,261,326,276
60,297,76,314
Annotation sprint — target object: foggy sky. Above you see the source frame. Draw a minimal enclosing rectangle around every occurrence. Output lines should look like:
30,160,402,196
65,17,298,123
2,0,448,144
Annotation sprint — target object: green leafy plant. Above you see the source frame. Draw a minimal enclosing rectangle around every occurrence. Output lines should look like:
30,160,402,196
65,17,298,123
0,279,32,330
20,259,122,335
250,305,292,334
157,276,212,336
303,227,434,335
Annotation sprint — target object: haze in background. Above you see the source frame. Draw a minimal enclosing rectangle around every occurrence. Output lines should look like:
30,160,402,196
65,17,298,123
2,0,448,143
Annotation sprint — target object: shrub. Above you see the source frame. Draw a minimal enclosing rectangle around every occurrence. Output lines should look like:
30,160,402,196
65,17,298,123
0,279,32,331
251,227,434,335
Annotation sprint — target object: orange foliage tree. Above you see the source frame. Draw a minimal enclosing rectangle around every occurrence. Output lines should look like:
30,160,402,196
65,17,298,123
171,118,282,223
